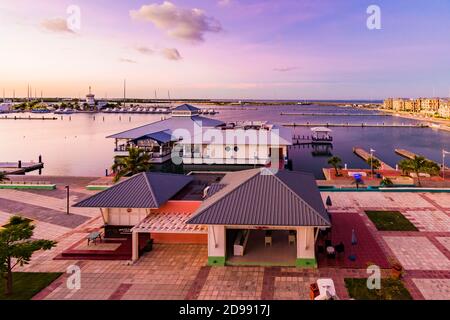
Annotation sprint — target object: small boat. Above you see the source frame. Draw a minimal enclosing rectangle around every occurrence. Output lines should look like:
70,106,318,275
31,108,51,113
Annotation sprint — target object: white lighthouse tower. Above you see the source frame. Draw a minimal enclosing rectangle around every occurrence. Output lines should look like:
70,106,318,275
86,86,95,109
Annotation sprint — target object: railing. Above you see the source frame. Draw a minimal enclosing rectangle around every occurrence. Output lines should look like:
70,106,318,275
114,146,171,158
312,136,333,142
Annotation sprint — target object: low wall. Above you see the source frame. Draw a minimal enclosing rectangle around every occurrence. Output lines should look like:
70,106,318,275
0,184,56,190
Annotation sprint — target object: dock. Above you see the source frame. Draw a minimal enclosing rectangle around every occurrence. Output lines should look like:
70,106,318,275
1,115,58,120
395,149,448,170
353,147,395,170
280,113,387,116
283,123,429,128
0,156,44,175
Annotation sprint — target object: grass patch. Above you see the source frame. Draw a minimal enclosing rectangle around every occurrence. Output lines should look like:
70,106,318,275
0,272,62,300
365,211,418,231
345,278,413,300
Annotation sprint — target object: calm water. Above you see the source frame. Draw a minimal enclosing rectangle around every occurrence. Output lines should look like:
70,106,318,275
0,104,448,178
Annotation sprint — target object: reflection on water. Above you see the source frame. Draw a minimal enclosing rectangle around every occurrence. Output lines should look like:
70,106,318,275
0,104,448,178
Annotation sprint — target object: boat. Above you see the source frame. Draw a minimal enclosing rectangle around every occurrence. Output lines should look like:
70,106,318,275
31,109,51,113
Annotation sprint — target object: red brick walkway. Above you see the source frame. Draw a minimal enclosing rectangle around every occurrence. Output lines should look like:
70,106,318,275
317,212,390,269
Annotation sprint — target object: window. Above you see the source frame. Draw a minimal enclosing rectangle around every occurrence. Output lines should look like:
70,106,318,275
234,146,239,152
225,146,231,152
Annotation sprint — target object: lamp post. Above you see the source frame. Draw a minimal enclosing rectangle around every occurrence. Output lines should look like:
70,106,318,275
443,149,450,180
370,148,376,176
65,185,70,215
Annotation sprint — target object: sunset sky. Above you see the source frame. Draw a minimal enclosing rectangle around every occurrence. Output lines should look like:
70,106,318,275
1,0,450,99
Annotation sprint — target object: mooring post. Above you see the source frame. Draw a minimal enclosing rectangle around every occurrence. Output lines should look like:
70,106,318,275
38,155,42,163
18,160,22,168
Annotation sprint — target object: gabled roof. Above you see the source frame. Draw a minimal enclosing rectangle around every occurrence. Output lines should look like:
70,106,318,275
187,169,330,227
172,104,200,112
73,172,193,208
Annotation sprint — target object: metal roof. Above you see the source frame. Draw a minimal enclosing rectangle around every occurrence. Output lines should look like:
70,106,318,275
172,104,200,112
311,127,332,133
187,168,330,227
73,172,193,208
107,116,225,140
132,131,173,144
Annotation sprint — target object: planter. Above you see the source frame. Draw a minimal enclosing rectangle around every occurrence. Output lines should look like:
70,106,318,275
391,263,403,279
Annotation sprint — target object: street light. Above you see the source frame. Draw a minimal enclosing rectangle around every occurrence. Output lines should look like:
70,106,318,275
370,148,376,176
65,185,70,215
443,149,450,180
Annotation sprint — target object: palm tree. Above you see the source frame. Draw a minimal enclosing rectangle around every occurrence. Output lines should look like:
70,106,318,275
0,172,9,182
327,156,343,176
111,147,152,183
398,156,439,187
366,157,381,176
380,177,394,187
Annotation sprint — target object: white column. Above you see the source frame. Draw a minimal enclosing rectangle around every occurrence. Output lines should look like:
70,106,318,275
132,231,139,262
296,227,316,267
207,225,226,266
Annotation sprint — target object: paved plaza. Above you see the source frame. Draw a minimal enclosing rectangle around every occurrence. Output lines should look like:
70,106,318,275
1,181,449,300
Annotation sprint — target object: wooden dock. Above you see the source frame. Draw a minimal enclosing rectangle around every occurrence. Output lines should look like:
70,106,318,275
353,147,395,170
395,149,448,170
283,123,429,128
0,157,44,175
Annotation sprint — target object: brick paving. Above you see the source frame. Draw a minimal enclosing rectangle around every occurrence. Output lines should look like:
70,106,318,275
403,210,450,232
0,181,448,300
412,279,450,300
317,212,390,269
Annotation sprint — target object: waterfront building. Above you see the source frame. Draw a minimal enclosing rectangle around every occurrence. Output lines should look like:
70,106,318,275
74,169,330,267
108,104,292,165
438,100,450,118
383,98,393,110
392,98,405,111
419,98,440,115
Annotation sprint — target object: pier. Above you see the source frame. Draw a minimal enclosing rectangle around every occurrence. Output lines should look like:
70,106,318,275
0,156,44,175
283,123,429,128
353,147,395,170
280,112,387,116
1,115,58,120
395,149,448,170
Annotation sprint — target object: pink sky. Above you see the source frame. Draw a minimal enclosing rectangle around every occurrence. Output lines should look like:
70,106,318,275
1,0,450,99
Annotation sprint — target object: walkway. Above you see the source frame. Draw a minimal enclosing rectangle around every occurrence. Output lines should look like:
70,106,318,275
1,182,448,300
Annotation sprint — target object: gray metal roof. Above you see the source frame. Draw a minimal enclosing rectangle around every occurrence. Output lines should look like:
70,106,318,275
73,172,193,208
132,131,173,144
173,104,200,112
107,116,225,140
187,169,330,227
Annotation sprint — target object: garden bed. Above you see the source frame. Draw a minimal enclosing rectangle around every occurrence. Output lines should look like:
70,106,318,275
345,278,413,300
365,211,418,231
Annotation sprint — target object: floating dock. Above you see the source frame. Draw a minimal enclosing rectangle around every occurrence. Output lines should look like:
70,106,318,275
283,123,429,128
353,147,395,170
0,157,44,175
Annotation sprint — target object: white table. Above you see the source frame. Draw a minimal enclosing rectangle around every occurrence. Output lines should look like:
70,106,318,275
326,246,335,255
